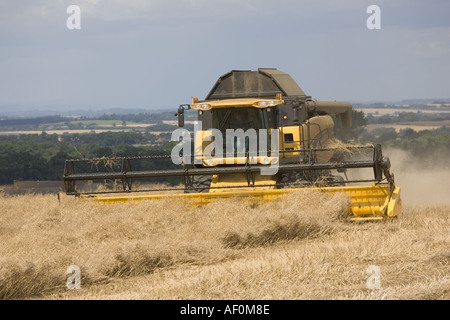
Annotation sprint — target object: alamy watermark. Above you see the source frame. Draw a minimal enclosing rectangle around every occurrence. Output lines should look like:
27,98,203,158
66,265,81,289
171,121,280,175
66,5,81,30
366,265,381,290
366,5,381,30
65,5,380,31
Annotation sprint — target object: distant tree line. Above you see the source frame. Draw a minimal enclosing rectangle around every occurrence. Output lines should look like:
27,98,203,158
0,132,176,185
0,112,183,131
96,111,183,123
0,115,68,127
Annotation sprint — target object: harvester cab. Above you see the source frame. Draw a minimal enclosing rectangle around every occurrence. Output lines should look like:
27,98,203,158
64,68,402,221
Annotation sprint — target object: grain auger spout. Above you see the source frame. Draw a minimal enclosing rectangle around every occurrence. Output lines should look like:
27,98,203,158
63,68,402,221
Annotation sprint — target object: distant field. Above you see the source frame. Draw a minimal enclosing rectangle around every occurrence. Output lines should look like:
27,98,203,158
58,120,152,127
356,108,450,116
0,129,121,135
162,120,195,126
0,120,155,135
366,120,450,132
0,127,170,136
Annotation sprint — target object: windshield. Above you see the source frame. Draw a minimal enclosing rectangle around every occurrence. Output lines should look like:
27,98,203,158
211,107,276,156
212,107,275,131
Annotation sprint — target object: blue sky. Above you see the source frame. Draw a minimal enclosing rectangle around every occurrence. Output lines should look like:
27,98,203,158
0,0,449,112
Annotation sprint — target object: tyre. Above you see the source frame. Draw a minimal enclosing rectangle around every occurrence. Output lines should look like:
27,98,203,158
184,174,212,193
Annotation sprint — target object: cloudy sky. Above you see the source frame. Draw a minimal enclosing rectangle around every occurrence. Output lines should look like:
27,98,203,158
0,0,449,112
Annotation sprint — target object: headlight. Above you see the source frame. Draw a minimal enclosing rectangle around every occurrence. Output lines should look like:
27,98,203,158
257,100,281,107
262,157,271,165
191,103,211,110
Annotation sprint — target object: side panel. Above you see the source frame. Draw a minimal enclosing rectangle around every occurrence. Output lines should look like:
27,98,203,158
279,115,335,162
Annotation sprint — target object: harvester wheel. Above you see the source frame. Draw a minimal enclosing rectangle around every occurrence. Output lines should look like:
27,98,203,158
184,175,212,193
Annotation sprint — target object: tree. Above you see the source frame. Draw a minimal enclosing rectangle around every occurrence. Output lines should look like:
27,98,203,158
334,110,368,142
398,128,418,140
375,127,397,143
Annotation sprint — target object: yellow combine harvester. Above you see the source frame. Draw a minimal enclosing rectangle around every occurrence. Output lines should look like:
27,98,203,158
63,68,401,221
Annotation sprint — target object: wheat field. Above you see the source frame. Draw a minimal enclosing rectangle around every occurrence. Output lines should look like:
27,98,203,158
1,147,449,300
0,182,448,300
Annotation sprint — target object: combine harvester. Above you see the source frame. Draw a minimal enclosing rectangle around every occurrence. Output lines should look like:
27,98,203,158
63,68,401,221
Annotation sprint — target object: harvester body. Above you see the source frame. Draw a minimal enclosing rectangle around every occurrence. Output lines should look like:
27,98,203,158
63,68,402,221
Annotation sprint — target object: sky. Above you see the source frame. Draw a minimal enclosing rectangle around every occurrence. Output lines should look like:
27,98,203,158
0,0,449,113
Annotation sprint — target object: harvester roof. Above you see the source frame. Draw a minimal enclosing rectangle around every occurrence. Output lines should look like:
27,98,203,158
205,68,307,100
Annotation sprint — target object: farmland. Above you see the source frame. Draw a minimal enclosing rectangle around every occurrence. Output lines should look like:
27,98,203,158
365,120,450,133
354,105,450,134
0,160,449,300
0,106,449,301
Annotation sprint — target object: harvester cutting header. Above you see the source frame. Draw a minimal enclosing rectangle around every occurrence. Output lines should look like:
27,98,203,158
63,68,401,221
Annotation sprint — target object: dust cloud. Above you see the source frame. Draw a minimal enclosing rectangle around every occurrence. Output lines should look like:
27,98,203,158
384,148,450,206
